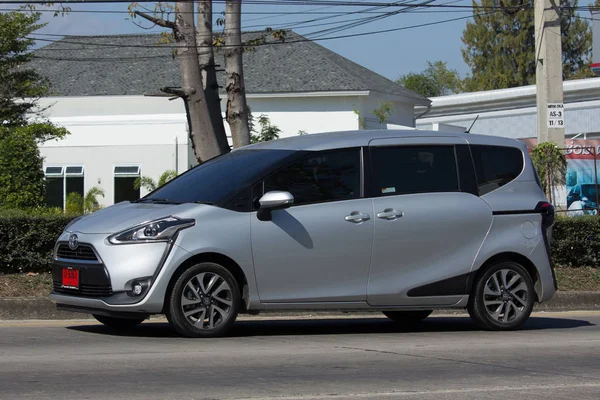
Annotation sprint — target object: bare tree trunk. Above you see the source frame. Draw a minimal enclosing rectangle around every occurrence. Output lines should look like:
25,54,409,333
197,0,230,153
135,3,227,163
224,0,251,148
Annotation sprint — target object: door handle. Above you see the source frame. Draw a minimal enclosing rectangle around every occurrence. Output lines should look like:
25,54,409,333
376,208,403,220
345,211,371,223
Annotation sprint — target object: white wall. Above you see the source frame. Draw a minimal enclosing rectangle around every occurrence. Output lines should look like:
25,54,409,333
39,115,190,207
245,95,362,138
358,92,416,130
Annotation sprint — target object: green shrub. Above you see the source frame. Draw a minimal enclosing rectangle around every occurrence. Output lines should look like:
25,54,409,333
552,216,600,267
65,192,84,215
0,127,45,209
0,209,79,274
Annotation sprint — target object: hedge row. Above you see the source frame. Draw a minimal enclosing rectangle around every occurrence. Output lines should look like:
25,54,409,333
552,216,600,267
0,210,78,274
1,211,599,274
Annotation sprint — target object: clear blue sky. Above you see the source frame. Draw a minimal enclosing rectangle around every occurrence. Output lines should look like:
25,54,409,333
21,0,598,81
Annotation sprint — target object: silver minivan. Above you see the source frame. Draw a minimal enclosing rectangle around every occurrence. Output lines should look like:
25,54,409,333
50,130,557,337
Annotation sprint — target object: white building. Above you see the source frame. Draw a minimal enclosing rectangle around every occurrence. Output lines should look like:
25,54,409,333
31,32,429,209
416,77,600,139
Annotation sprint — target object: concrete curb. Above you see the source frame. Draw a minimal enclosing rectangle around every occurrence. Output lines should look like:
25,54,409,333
2,291,600,320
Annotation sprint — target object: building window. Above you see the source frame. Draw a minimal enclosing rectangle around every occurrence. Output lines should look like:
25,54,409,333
114,165,141,203
44,166,85,210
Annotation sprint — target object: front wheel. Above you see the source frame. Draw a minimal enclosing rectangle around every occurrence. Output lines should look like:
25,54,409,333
468,262,535,331
382,310,432,323
166,262,240,338
93,315,146,330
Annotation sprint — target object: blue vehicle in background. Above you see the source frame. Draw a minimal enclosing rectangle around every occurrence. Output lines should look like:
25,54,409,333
567,183,599,216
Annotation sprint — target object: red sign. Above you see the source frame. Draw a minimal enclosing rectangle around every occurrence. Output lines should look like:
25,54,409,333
521,138,600,160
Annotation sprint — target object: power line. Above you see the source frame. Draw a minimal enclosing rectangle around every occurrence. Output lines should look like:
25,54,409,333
1,8,427,14
29,11,483,55
6,3,596,15
258,0,417,30
304,0,433,39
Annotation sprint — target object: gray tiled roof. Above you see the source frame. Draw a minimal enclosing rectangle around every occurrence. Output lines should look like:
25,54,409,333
31,31,429,104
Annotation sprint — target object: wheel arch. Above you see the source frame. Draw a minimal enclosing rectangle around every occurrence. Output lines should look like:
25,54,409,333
162,252,250,313
468,252,541,302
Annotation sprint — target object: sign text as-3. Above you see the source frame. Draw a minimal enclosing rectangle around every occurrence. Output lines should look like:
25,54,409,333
547,103,565,129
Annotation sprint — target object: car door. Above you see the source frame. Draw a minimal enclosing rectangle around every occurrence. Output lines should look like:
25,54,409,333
366,137,493,307
251,148,374,303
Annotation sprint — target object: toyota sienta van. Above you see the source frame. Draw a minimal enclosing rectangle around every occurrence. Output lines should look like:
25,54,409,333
50,130,556,337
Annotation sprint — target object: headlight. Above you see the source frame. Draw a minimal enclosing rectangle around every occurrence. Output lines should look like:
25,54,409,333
108,216,195,245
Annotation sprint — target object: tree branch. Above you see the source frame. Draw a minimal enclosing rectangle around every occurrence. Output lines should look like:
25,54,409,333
160,86,195,97
134,10,174,29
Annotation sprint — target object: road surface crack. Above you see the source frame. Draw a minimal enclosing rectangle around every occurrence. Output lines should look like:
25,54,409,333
335,345,595,380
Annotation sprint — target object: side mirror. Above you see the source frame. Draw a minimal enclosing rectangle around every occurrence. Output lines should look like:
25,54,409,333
582,197,589,203
257,191,294,221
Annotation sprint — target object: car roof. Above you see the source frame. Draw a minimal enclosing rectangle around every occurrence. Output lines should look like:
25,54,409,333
239,129,526,152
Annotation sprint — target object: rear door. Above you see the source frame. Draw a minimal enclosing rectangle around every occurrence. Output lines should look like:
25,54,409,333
366,137,493,306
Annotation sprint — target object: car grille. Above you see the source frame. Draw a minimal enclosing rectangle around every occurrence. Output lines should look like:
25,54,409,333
56,244,99,262
53,282,112,297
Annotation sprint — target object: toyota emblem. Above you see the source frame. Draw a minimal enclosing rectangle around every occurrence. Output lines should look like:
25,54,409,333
68,234,79,250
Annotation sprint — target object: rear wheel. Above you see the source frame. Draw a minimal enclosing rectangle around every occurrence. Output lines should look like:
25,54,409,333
382,310,432,323
166,262,240,338
93,315,146,330
468,261,535,331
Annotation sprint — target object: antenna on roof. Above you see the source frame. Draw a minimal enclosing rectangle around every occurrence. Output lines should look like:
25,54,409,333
466,115,479,134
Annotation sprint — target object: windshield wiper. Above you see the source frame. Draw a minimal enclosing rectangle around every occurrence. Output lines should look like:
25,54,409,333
193,201,214,205
135,198,182,205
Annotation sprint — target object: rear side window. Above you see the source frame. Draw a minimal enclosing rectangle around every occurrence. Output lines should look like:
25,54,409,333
264,149,361,206
370,145,459,196
470,145,524,196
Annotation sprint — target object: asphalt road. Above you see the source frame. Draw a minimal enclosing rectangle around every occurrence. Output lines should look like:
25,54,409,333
1,311,600,400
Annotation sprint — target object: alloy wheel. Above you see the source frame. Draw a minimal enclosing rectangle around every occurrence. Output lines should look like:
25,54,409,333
482,269,529,324
180,272,233,330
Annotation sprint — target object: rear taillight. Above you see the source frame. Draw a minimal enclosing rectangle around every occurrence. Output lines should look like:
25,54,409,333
536,201,557,289
535,201,555,229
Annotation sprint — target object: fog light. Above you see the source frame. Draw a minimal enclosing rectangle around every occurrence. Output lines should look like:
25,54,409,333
132,282,143,296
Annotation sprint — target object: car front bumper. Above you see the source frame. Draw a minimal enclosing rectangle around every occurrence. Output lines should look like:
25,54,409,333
49,231,192,315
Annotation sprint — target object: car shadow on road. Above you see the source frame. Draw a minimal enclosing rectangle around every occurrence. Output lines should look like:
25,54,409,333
66,314,595,339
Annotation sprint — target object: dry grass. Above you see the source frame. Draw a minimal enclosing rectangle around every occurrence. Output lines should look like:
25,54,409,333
555,266,600,291
0,273,53,297
0,267,599,297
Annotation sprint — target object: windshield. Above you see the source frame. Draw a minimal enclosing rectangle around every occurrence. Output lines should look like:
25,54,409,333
143,149,299,205
582,184,598,201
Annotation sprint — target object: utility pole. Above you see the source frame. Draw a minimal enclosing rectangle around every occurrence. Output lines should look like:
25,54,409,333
535,0,565,146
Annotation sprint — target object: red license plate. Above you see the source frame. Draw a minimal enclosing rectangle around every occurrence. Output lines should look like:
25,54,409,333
62,268,79,289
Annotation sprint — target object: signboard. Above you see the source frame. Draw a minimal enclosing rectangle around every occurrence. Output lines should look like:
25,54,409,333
547,103,564,128
522,139,600,215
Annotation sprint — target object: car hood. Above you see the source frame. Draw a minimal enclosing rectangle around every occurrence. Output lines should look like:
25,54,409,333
67,202,204,234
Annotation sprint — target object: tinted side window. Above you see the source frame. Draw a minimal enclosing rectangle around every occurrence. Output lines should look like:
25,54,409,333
370,146,459,196
264,149,361,206
470,145,524,196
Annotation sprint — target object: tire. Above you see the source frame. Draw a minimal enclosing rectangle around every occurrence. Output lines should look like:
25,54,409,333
93,314,146,330
166,262,240,338
382,310,432,323
468,261,535,331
